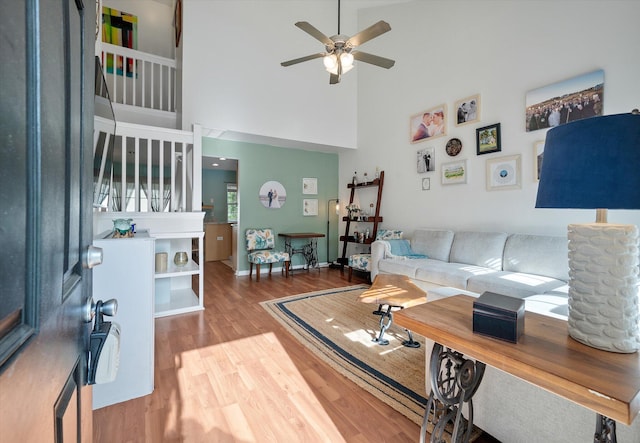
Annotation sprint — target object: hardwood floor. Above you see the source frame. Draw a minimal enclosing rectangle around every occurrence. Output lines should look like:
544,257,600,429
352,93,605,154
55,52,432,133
93,262,497,442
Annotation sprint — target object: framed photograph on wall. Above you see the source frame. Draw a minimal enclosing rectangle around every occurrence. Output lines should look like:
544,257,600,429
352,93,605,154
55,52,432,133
259,181,286,208
441,159,467,185
410,104,447,143
525,69,604,132
533,140,545,181
302,177,317,194
417,147,435,173
454,94,481,126
476,123,501,155
303,199,318,216
422,178,431,190
486,155,521,191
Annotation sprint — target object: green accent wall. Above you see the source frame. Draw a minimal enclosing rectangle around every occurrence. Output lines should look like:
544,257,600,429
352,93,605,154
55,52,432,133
202,137,339,272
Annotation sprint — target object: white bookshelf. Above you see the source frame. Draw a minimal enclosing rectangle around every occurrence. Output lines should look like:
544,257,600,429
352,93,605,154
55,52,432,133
153,231,204,318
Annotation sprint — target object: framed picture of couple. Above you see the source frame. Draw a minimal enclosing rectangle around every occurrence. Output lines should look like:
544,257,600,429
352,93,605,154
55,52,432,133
454,94,481,127
410,104,447,143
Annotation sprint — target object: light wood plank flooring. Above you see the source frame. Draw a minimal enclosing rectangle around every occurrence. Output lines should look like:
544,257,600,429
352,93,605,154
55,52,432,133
93,262,496,442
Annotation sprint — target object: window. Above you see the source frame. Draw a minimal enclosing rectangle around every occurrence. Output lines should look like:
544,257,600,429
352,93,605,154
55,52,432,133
226,184,238,222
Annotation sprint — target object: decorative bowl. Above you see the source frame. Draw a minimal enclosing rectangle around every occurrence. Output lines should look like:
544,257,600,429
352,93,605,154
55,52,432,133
113,218,133,235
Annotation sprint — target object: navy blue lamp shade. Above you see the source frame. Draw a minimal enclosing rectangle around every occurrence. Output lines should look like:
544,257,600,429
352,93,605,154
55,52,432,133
535,112,640,210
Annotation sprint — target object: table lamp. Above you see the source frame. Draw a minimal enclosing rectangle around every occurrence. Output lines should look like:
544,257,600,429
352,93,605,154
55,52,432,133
535,110,640,353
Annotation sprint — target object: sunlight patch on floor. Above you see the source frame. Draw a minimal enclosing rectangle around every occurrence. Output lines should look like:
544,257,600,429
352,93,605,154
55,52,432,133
175,332,347,442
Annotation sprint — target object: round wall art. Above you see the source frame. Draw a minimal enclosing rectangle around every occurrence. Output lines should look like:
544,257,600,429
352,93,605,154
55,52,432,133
259,181,287,208
445,137,462,156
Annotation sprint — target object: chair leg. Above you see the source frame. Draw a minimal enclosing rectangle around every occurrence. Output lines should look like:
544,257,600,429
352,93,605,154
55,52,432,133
285,261,289,278
348,266,353,282
249,263,253,279
268,263,273,276
256,264,260,282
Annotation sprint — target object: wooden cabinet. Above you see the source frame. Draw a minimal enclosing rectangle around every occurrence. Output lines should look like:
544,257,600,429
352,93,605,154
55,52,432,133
205,223,232,261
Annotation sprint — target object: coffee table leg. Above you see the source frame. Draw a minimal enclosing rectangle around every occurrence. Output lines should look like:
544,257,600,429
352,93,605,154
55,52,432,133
421,343,485,443
373,305,392,345
372,305,421,348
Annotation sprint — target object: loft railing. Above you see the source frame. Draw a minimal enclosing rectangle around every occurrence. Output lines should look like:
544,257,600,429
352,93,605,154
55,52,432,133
99,42,177,113
93,120,202,213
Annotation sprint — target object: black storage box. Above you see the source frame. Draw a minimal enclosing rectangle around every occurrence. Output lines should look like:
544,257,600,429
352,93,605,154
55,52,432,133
473,291,525,343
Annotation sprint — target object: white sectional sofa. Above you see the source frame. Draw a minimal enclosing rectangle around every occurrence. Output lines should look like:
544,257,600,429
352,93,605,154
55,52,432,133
370,228,640,442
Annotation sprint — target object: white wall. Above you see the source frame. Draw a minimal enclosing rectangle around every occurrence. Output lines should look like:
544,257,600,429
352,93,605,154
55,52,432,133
181,0,406,149
346,0,640,237
178,0,640,238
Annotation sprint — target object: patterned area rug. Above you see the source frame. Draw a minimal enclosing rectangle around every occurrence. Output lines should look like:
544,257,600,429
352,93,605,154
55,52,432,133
261,285,428,424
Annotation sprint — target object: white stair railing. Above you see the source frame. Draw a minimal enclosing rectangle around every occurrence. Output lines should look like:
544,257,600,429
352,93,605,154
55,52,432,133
99,42,176,113
93,120,202,213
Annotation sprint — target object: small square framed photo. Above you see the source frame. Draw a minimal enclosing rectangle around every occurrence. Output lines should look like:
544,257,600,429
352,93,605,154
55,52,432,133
410,104,447,143
441,159,468,185
302,177,317,195
533,140,545,181
454,94,481,126
417,147,435,173
486,155,521,191
303,198,318,216
422,177,431,190
476,123,501,155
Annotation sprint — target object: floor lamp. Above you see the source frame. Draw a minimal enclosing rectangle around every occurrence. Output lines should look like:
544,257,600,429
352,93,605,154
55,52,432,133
535,110,640,353
327,198,340,268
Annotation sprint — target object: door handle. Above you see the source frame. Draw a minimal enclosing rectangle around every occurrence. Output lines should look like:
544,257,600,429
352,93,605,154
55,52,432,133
83,297,118,323
83,245,103,269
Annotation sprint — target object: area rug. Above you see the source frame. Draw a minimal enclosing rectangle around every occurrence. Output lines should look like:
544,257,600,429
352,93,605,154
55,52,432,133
260,285,428,424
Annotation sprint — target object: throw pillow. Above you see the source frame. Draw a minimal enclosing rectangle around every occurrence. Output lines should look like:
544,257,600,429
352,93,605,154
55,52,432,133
377,229,404,240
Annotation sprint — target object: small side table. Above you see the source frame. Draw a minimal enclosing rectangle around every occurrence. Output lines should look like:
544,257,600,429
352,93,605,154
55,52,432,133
278,233,325,272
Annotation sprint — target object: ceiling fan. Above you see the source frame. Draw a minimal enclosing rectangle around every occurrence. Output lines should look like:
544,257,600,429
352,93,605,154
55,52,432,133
281,0,395,85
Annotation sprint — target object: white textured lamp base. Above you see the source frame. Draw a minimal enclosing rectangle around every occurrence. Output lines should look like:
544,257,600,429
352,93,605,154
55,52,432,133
568,223,640,353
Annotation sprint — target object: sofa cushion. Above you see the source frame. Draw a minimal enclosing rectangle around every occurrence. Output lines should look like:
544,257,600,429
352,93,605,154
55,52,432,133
503,234,568,282
466,271,568,299
414,261,498,289
378,258,430,279
410,229,454,261
449,231,508,270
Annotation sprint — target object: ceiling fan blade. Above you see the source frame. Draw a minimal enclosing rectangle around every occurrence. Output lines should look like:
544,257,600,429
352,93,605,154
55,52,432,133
281,52,326,67
346,21,391,47
352,51,395,69
329,73,340,84
295,21,333,46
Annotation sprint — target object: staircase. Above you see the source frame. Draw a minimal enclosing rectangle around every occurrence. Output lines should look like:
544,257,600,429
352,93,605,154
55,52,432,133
93,42,202,216
93,42,205,242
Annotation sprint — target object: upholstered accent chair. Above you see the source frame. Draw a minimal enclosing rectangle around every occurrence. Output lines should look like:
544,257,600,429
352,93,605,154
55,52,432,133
348,229,404,282
245,228,290,281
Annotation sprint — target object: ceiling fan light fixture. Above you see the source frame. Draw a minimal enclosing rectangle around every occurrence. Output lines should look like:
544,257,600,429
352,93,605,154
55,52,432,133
323,52,354,75
323,53,337,71
340,52,354,68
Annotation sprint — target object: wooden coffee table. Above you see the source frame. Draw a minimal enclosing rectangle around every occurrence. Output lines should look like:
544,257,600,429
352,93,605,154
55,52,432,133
358,274,427,347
